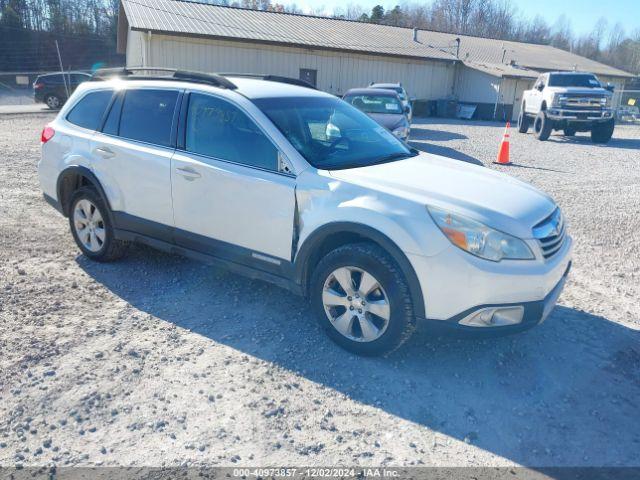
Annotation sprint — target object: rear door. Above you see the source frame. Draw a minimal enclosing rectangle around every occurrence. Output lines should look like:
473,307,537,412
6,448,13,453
171,91,296,271
91,87,181,239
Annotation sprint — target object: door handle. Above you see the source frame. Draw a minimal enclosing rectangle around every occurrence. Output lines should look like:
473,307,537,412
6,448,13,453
175,166,201,180
94,146,115,159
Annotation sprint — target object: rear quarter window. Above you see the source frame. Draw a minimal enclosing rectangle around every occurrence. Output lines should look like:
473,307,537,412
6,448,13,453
66,90,113,130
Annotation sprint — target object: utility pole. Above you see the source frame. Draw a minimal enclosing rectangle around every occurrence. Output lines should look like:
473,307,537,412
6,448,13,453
55,40,70,98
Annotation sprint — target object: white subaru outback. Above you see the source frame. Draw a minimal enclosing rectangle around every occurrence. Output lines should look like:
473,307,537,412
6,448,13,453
39,68,572,356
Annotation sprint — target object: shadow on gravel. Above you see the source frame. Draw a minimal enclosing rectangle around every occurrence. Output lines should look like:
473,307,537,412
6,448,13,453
409,128,468,142
409,141,484,166
548,135,640,150
412,117,504,128
79,248,640,467
502,163,569,174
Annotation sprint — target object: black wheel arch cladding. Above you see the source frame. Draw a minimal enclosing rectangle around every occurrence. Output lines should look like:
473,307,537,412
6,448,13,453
294,222,426,319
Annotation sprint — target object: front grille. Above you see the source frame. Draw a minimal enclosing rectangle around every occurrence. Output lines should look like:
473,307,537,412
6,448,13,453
560,94,605,108
533,209,566,260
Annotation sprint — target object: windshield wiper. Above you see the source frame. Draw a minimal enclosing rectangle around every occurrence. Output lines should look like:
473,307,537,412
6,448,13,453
369,150,418,166
318,149,418,171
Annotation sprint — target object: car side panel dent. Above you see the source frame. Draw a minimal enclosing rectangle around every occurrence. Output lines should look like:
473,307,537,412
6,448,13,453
293,171,450,319
295,170,449,259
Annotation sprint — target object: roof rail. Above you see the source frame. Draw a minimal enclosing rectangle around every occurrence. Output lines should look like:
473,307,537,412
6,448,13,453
221,73,317,90
90,67,237,90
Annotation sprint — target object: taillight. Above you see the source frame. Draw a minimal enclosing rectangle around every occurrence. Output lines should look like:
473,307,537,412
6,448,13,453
33,82,44,90
41,126,55,143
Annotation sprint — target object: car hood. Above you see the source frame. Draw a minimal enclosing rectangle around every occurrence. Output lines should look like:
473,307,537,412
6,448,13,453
366,112,406,130
328,152,556,239
546,86,611,97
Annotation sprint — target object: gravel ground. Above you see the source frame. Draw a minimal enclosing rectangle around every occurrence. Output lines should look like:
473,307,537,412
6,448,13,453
1,114,639,469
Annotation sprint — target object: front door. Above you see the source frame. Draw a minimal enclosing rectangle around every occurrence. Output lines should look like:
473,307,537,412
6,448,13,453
171,92,296,271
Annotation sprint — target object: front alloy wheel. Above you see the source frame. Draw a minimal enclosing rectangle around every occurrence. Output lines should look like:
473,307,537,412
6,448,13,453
322,266,391,343
533,111,552,141
310,243,416,356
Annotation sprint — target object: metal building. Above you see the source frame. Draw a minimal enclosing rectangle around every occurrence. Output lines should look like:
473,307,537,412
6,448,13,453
117,0,634,121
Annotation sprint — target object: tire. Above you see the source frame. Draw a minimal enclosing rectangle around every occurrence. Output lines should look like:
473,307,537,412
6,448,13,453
517,109,530,133
44,94,62,110
68,187,129,262
310,243,416,356
591,119,615,144
563,128,576,136
533,111,552,141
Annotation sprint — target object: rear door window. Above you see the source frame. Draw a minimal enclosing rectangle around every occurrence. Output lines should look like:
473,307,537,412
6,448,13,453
66,90,113,130
119,89,179,147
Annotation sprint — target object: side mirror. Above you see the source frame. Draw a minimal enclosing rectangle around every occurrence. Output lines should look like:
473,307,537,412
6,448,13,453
537,84,545,91
404,105,411,114
605,83,615,92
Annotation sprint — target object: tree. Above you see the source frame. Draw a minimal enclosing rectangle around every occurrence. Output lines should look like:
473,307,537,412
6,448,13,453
384,5,403,27
370,5,384,23
550,15,572,51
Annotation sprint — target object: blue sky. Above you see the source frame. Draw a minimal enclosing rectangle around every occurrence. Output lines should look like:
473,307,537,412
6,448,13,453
288,0,640,36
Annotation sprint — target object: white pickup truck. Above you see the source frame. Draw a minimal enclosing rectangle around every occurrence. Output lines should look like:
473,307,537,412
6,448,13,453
518,71,615,143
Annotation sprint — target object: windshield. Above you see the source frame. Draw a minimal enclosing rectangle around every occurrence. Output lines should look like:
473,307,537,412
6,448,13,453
548,74,601,88
254,96,416,170
375,86,406,100
343,94,403,114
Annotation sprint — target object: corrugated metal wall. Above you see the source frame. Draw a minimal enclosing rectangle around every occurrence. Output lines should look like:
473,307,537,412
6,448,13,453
455,67,535,120
455,67,500,104
126,30,455,99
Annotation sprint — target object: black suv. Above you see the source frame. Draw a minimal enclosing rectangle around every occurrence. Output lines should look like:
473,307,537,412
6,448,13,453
33,72,91,109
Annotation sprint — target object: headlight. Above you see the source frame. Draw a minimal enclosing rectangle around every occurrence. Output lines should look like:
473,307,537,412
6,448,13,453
427,206,535,261
552,95,568,107
600,96,612,107
392,126,409,139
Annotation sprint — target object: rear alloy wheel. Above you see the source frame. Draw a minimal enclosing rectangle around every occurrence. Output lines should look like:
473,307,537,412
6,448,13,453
73,199,106,253
310,243,415,356
69,187,129,262
45,94,61,110
517,109,530,133
533,111,552,141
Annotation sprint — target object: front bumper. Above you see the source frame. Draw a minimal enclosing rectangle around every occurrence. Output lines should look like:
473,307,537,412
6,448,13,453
408,234,573,331
547,108,613,122
424,261,571,336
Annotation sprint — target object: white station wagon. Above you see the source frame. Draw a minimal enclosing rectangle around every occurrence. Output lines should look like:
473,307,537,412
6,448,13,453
39,68,572,355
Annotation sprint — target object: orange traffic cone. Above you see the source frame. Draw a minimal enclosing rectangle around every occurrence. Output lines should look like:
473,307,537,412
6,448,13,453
494,122,511,165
